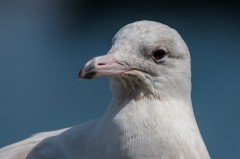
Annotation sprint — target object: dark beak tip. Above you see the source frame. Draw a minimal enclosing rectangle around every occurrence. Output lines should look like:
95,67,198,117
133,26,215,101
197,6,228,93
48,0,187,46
78,62,96,80
78,69,96,80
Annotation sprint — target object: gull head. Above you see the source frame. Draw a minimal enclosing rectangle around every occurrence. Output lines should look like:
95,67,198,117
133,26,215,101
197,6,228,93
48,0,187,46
79,20,191,101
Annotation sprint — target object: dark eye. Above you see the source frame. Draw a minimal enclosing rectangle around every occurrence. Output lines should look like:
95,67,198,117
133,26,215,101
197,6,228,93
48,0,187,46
152,48,167,61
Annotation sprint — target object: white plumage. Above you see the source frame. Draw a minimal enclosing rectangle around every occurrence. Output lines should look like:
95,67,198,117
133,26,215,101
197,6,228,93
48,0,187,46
0,20,211,159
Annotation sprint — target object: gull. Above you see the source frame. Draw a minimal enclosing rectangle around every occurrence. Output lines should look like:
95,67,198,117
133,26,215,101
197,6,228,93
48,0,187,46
0,20,211,159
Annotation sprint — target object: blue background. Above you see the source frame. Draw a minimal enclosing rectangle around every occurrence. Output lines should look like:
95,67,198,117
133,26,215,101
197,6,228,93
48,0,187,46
0,1,239,158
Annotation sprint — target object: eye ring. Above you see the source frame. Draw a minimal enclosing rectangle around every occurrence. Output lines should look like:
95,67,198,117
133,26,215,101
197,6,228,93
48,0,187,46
152,48,167,61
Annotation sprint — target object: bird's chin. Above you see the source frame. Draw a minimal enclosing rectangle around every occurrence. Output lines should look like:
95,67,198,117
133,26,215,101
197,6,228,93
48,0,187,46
118,70,154,93
108,67,159,102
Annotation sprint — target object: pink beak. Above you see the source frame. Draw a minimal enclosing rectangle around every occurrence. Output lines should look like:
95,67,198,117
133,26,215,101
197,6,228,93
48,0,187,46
78,54,126,79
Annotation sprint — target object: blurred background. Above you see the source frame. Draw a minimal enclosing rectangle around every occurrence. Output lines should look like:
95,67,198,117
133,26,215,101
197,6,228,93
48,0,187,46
0,0,239,158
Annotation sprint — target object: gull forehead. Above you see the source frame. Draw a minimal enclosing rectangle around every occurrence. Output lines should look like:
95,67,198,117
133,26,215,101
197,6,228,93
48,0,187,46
113,20,173,41
110,20,190,58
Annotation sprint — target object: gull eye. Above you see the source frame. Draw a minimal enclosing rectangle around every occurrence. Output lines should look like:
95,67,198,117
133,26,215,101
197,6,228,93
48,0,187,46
152,48,167,61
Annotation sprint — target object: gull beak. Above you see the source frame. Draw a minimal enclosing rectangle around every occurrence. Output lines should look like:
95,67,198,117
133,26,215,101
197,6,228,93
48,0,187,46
78,54,126,79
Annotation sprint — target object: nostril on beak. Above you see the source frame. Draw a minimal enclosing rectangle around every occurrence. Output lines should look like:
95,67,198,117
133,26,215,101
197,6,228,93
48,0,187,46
98,63,106,66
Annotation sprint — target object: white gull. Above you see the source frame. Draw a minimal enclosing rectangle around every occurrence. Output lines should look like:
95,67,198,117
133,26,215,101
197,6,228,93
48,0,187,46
0,20,211,159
